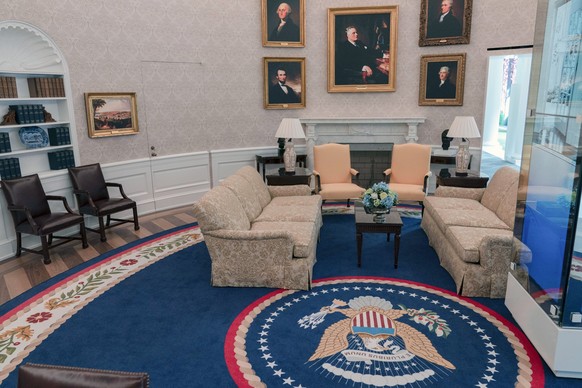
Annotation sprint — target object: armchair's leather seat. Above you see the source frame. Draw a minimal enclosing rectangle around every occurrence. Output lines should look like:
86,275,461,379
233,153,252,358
18,363,149,388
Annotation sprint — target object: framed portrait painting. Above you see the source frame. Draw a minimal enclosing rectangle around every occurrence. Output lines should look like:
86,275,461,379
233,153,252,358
328,6,398,93
419,53,466,106
264,57,306,109
262,0,305,47
419,0,472,46
85,93,139,138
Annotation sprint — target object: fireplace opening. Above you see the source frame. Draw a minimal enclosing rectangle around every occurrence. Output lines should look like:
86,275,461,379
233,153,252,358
347,143,393,188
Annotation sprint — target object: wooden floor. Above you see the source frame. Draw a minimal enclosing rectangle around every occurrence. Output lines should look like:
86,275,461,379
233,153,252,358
0,206,197,305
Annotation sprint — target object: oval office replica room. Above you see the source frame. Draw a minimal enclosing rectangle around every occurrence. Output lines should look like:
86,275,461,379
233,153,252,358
2,1,582,387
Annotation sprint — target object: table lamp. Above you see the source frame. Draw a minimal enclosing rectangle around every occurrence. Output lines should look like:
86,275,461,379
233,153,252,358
274,118,305,173
447,116,481,176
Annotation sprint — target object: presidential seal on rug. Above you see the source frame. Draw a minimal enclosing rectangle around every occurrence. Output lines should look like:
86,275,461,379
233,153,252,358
226,277,544,387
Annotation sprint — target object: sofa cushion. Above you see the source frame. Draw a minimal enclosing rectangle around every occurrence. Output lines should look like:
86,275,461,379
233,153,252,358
236,166,272,209
256,203,320,223
251,221,316,258
431,207,511,231
270,195,322,207
424,196,484,212
192,186,250,232
481,166,518,215
221,174,263,222
446,226,514,263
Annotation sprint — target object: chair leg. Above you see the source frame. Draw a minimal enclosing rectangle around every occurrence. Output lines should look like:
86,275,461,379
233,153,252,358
80,222,88,249
15,233,22,257
420,201,424,217
132,205,140,231
347,199,351,208
40,235,51,264
106,215,112,227
98,217,107,242
48,233,53,246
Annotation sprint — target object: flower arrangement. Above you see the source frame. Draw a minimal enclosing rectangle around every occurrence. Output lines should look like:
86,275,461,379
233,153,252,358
361,181,398,210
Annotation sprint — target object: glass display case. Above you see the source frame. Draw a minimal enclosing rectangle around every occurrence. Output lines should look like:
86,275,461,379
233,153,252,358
506,0,582,378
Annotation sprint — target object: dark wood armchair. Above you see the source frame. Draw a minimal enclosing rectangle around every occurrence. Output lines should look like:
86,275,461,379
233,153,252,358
0,174,88,264
18,363,150,388
68,163,139,242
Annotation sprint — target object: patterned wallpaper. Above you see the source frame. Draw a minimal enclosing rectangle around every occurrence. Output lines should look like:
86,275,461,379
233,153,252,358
2,0,537,164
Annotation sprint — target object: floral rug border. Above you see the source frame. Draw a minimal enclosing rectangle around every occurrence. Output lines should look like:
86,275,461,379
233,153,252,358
0,225,203,383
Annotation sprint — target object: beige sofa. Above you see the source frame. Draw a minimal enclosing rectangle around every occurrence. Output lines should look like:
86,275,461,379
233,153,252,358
192,166,322,290
421,166,530,298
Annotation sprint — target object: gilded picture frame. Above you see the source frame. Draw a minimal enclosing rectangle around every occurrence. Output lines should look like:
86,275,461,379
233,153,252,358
419,53,466,106
419,0,472,46
85,93,139,138
264,57,306,109
328,6,398,93
262,0,305,47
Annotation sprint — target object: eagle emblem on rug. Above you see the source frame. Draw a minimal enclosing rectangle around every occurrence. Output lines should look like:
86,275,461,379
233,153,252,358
299,295,455,385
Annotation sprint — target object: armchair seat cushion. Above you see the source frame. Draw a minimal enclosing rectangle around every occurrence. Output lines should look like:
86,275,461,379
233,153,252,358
446,226,514,264
17,213,85,235
387,183,426,202
252,221,317,258
319,183,365,200
81,198,136,216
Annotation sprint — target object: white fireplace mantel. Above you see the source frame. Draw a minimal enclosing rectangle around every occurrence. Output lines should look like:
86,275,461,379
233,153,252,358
300,117,426,170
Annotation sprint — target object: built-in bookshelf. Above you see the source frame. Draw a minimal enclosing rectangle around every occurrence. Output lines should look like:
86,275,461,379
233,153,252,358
0,21,78,179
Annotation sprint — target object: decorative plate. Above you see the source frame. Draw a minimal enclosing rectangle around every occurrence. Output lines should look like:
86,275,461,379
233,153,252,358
18,126,49,149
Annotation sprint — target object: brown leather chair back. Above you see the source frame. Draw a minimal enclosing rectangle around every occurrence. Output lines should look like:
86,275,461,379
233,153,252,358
18,363,149,388
1,174,51,227
68,163,110,207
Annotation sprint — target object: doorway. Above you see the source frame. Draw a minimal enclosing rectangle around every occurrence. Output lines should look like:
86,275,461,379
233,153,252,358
481,51,532,175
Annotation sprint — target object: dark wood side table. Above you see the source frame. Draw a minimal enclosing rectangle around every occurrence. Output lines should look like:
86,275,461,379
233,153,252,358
266,167,311,186
256,154,307,181
430,153,472,169
436,169,489,188
355,202,403,269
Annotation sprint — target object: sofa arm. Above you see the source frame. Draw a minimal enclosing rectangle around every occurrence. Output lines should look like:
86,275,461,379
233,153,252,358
434,186,485,201
205,229,292,242
478,234,514,271
203,229,295,262
269,185,312,197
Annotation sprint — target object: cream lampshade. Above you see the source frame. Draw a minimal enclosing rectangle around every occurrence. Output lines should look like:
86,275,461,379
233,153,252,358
274,118,305,172
447,116,481,176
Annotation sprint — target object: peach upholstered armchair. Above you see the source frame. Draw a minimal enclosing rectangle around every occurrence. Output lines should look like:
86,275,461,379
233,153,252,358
313,143,365,206
384,143,432,211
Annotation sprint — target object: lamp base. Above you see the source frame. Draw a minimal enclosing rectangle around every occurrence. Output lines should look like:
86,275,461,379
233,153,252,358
283,141,297,172
455,140,471,176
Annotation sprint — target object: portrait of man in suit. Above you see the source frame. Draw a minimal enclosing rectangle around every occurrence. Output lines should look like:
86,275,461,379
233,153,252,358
264,0,303,46
426,0,463,39
269,68,300,104
329,7,397,92
426,64,457,99
264,58,305,109
419,53,465,106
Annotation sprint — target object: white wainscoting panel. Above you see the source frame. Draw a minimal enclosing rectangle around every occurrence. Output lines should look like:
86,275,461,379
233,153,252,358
149,152,211,211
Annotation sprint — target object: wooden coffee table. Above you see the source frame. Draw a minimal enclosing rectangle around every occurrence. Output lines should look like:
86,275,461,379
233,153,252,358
355,202,403,268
